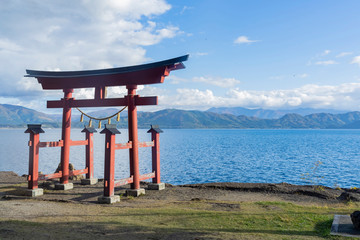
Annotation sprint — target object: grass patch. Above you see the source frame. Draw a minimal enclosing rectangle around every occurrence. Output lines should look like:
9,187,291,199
1,200,359,239
0,183,26,190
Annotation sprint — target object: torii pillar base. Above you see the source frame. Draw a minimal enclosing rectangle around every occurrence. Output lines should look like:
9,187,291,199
98,195,120,204
126,188,145,197
55,183,73,190
148,183,165,191
25,188,44,197
81,178,98,185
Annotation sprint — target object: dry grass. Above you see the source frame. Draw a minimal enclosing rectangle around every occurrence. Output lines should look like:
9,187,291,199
1,198,359,239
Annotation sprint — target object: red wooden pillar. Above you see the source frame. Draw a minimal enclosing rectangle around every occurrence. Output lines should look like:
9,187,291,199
60,89,73,184
81,126,98,185
127,85,140,190
100,124,120,198
147,125,165,190
25,124,44,190
147,125,163,184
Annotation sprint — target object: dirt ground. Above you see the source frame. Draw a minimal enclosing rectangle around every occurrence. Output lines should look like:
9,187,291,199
2,171,360,215
1,171,360,239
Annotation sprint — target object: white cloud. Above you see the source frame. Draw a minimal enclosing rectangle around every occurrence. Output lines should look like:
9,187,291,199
83,0,171,21
193,76,240,88
73,88,95,99
337,52,353,58
193,52,208,56
167,75,188,85
157,82,360,111
234,36,258,44
17,80,360,112
298,73,308,78
137,85,164,96
308,50,339,66
269,75,285,80
19,77,43,92
322,50,331,55
351,56,360,66
0,0,178,103
0,38,23,52
167,88,220,107
270,73,308,80
180,6,193,14
315,60,338,65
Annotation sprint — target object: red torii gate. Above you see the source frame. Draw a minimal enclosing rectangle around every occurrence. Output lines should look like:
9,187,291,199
25,55,188,203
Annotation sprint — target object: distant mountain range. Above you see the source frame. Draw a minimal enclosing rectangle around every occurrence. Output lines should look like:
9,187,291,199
2,103,360,129
207,107,349,119
137,109,360,129
0,104,58,127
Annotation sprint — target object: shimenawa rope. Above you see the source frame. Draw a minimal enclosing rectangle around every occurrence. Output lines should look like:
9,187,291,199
76,106,127,128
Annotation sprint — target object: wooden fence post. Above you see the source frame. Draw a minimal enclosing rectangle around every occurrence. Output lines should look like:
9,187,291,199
147,125,165,190
81,126,98,185
24,124,44,196
98,124,120,204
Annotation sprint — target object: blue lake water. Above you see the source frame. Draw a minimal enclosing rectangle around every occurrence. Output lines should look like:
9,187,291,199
1,128,360,188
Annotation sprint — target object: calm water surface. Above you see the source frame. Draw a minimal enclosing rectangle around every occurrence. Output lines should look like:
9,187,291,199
1,128,360,188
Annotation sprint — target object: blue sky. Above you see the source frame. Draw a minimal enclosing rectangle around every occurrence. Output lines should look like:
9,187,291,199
1,0,360,113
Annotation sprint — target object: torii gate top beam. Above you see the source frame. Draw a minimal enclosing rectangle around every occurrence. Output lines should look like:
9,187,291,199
25,55,188,90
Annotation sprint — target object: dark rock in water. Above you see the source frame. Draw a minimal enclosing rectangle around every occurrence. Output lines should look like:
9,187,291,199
338,192,360,202
351,211,360,229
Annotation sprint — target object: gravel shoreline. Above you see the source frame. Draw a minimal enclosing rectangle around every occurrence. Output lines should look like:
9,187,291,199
2,171,360,205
